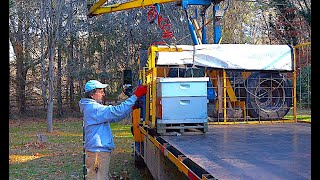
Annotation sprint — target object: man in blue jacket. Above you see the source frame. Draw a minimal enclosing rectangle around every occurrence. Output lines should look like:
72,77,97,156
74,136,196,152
79,80,147,180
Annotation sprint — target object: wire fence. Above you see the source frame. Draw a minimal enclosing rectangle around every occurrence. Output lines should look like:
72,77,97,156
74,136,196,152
294,42,311,110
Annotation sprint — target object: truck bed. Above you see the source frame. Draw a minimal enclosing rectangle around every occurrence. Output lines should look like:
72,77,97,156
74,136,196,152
160,122,311,180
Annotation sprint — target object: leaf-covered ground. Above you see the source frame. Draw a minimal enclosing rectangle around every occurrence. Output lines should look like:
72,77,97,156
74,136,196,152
9,117,151,180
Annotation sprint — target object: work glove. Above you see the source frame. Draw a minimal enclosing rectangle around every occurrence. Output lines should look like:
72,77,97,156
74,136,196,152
123,84,133,97
134,85,147,98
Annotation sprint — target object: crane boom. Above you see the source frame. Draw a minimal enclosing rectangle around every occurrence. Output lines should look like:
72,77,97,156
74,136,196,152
87,0,223,16
88,0,179,17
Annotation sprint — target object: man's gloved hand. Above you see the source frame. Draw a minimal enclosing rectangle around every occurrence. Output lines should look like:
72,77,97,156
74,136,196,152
134,85,147,98
123,84,133,97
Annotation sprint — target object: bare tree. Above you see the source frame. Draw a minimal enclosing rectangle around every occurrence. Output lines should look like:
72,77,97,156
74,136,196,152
45,0,64,132
9,1,27,114
40,0,48,109
56,43,63,117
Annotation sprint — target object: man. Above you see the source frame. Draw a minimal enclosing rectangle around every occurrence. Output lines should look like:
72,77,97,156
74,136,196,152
79,79,147,180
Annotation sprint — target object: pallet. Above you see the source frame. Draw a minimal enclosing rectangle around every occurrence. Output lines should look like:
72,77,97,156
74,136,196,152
157,122,208,135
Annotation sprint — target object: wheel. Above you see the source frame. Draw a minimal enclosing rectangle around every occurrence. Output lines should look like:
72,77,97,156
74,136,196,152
245,72,293,120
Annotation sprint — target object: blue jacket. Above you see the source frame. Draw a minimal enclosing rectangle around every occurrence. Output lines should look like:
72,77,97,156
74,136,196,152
79,95,138,152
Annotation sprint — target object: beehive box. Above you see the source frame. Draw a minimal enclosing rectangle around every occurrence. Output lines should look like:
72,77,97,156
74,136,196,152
156,77,209,123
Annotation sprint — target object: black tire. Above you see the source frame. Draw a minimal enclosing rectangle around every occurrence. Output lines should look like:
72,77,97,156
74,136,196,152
245,72,293,120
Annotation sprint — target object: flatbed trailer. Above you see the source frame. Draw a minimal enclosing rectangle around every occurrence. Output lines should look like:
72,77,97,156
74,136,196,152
128,44,310,180
85,1,311,179
157,123,311,179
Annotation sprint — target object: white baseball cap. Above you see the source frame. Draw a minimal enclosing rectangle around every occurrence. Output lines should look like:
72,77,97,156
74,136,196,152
84,80,108,93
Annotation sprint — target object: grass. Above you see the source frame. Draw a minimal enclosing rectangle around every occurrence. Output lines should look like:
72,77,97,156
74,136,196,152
284,108,311,123
9,117,146,180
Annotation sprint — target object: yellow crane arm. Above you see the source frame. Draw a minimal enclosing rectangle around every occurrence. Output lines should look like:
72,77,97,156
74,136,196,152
88,0,179,17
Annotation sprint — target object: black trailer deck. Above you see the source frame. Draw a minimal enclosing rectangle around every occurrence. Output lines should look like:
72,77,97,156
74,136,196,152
160,122,311,180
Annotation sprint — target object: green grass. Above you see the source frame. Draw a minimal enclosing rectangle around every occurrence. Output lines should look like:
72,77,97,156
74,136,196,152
9,118,145,180
284,108,311,123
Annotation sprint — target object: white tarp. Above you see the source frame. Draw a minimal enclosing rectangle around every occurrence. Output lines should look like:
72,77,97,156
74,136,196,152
156,44,293,71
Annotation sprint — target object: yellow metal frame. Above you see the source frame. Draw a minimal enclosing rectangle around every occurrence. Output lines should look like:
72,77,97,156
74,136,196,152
132,60,146,142
208,69,248,123
142,46,185,128
132,109,144,142
139,45,301,125
88,0,178,16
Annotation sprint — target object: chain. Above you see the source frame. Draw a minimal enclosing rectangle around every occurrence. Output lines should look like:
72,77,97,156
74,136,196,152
147,4,174,45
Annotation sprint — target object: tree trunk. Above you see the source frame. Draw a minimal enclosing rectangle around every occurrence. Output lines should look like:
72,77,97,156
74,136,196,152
68,35,75,110
14,3,26,114
40,0,47,109
17,62,27,114
78,44,84,98
47,41,54,132
57,43,63,117
46,0,64,132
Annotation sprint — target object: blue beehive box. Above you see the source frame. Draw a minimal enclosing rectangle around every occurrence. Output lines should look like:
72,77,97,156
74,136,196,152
156,77,209,123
